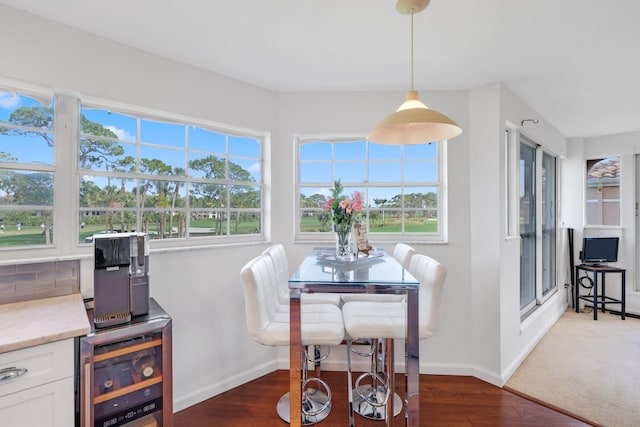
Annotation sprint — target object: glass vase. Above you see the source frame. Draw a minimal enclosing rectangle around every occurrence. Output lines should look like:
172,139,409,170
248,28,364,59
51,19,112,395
334,223,353,261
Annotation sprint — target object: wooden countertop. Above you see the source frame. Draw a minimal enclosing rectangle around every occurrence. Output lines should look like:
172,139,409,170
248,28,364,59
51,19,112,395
0,293,91,353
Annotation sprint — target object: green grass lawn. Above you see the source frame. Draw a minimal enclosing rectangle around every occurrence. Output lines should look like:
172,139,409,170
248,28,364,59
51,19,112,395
299,216,437,233
0,226,50,246
0,217,431,247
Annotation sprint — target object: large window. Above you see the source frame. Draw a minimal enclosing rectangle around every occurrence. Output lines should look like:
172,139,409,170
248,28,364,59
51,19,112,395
585,157,620,226
78,104,264,244
519,138,557,316
0,91,55,247
0,83,267,252
296,136,445,242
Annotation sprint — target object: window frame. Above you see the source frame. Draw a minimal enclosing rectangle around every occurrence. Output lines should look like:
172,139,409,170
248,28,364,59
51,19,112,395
294,133,448,244
0,85,56,251
77,98,268,249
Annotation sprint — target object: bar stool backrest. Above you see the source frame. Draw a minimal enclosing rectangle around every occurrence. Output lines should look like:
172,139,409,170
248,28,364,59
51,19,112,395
240,254,283,344
408,254,447,340
262,244,290,305
393,243,416,270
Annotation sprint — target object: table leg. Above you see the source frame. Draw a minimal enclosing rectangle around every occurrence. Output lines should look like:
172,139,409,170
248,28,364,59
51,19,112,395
347,340,355,427
406,288,419,426
290,291,302,427
384,338,394,426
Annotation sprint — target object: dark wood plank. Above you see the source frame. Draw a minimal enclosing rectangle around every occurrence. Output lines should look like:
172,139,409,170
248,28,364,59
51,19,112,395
173,370,597,426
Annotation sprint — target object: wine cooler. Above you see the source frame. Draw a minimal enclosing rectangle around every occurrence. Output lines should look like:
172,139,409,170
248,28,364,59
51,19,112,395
79,298,172,427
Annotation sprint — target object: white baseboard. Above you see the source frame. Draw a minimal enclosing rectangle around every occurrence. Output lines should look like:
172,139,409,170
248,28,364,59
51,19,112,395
172,359,279,413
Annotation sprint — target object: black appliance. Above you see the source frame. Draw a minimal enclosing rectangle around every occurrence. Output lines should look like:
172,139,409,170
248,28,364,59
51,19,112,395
579,236,619,265
93,233,150,328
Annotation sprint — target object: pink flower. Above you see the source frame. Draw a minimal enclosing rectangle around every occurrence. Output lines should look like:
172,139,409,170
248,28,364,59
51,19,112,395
322,198,334,211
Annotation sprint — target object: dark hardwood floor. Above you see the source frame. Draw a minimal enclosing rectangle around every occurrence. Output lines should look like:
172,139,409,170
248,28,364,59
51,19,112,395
173,370,595,426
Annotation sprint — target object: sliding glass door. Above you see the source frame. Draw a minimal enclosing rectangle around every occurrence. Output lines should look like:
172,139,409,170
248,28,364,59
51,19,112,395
541,152,557,297
520,143,536,312
519,139,557,316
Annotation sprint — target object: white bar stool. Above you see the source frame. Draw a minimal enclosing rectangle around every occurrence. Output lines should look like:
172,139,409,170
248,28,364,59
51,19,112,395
342,254,447,424
241,253,345,425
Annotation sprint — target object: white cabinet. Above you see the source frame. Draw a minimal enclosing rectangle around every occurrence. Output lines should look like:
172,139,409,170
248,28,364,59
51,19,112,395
0,339,74,427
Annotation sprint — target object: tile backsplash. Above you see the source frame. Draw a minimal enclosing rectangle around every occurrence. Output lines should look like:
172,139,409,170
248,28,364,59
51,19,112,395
0,260,80,305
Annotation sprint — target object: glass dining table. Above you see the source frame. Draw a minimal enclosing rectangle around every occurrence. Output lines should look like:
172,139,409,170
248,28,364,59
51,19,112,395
288,247,420,427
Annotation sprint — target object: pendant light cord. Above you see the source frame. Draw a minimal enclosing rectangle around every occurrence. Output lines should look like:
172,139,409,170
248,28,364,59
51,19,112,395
410,11,414,91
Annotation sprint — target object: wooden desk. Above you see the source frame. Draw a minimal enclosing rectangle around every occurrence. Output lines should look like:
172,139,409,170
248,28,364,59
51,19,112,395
288,248,420,427
575,264,625,320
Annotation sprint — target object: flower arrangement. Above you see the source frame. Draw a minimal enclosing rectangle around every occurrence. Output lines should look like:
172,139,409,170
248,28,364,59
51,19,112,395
322,180,363,227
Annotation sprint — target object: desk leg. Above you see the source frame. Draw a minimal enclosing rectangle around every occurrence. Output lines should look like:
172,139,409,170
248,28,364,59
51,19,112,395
290,290,302,427
593,273,598,321
622,271,626,320
406,288,419,427
575,266,580,313
601,273,607,314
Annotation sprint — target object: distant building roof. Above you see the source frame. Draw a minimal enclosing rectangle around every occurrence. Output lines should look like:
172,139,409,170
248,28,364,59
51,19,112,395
587,157,620,180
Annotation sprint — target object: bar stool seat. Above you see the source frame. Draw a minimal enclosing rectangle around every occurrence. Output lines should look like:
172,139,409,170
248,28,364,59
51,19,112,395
343,253,446,340
249,303,345,347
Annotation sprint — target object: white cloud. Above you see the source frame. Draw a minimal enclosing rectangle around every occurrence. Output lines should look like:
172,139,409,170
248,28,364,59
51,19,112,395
0,92,20,109
105,125,134,141
248,162,261,174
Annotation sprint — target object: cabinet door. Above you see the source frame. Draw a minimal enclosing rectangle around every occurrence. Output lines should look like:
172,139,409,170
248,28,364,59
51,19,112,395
0,377,74,427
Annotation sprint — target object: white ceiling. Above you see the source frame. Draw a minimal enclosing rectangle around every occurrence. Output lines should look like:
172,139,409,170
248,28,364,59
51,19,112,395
2,0,639,139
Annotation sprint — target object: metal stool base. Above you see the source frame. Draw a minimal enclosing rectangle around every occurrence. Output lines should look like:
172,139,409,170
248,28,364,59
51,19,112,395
352,386,403,420
276,389,332,425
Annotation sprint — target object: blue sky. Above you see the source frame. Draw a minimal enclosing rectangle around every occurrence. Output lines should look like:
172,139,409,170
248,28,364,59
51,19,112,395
2,92,438,203
0,92,54,165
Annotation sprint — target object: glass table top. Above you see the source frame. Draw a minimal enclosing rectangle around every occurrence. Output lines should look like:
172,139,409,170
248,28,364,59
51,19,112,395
288,247,419,288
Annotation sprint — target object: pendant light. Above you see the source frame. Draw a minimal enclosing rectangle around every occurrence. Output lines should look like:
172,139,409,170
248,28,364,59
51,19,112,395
368,0,462,145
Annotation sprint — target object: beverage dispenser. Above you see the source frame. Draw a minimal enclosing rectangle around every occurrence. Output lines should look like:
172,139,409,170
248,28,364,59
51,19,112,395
93,232,150,328
93,233,132,328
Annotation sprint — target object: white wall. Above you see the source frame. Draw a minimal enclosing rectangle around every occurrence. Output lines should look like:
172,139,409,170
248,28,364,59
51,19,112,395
276,90,474,374
0,5,279,411
468,83,568,385
0,3,590,413
498,85,569,382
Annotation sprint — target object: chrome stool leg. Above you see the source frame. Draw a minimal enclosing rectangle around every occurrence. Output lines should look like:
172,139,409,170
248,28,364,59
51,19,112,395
349,339,402,421
277,345,333,425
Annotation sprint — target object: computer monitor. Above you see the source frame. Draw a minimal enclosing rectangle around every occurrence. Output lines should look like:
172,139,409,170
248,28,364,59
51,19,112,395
580,237,619,264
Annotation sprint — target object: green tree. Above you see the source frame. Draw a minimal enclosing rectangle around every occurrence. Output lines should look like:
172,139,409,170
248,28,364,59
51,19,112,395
190,156,255,234
0,106,54,145
374,198,388,223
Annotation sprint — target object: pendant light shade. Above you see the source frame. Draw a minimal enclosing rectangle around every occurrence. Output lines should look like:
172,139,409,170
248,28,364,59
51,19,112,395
368,0,462,145
368,90,462,145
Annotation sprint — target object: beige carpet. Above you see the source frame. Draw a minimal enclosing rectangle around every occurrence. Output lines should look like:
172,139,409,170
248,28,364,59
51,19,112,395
506,309,640,427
